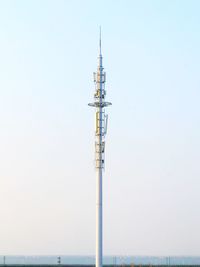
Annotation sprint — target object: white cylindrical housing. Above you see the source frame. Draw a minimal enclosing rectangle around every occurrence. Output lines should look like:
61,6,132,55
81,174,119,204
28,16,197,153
96,167,103,267
96,51,103,267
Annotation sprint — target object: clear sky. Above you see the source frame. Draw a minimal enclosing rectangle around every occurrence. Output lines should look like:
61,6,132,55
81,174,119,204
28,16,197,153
0,0,200,256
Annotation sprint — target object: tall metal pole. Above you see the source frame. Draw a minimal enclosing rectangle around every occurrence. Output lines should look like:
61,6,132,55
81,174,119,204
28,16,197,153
88,29,111,267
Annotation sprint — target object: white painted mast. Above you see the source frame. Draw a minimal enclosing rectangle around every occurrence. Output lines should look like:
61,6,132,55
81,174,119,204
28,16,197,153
88,28,111,267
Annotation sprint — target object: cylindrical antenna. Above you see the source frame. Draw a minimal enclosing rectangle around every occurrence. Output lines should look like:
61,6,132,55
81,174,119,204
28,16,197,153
88,30,112,267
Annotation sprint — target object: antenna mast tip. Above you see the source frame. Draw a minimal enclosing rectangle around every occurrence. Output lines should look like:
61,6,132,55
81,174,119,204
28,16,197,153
99,26,102,54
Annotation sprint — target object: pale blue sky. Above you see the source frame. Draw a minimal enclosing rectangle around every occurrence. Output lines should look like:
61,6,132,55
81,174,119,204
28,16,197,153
0,0,200,256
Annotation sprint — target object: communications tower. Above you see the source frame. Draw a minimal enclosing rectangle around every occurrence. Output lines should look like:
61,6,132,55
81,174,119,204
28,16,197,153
88,30,112,267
